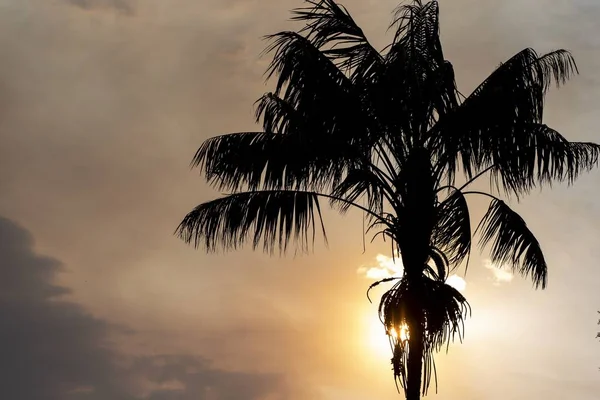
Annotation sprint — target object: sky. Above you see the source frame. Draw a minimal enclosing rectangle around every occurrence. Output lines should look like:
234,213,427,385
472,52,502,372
0,0,599,399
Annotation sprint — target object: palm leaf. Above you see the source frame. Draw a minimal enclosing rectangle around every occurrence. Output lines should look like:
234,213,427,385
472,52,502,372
432,189,471,267
466,49,577,126
292,0,383,77
390,0,443,62
381,0,458,141
476,199,547,288
329,168,387,215
488,124,600,196
254,92,301,134
263,31,353,104
176,190,327,254
430,49,580,185
427,246,450,282
262,31,382,150
193,130,364,192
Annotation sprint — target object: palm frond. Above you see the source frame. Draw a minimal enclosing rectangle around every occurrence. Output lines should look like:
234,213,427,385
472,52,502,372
329,168,388,216
176,190,326,254
382,0,458,140
466,48,578,125
263,30,351,102
193,130,363,192
292,0,383,77
488,124,600,196
476,199,547,288
254,92,301,134
427,246,451,282
262,31,381,151
430,48,580,185
390,0,441,58
432,189,471,267
532,49,579,91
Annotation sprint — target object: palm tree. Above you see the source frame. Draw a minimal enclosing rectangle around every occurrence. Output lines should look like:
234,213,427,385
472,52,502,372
176,0,600,398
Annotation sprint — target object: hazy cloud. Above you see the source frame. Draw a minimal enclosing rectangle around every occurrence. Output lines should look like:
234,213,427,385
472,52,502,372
483,258,514,285
357,254,403,280
357,253,467,292
446,274,467,292
0,216,296,400
66,0,135,15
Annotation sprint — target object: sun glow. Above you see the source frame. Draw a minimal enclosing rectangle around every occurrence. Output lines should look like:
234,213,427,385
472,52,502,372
361,254,467,360
391,323,410,342
368,314,410,358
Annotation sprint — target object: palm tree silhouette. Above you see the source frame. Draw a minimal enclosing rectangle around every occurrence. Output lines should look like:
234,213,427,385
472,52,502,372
177,1,600,398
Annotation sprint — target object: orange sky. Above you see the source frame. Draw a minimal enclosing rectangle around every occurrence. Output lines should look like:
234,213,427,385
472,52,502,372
0,0,599,399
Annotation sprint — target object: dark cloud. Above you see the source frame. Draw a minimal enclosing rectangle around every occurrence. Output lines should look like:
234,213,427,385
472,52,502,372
0,216,121,398
0,216,295,400
66,0,135,15
127,355,292,400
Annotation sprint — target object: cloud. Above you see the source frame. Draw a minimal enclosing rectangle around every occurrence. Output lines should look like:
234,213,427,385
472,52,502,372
66,0,135,15
0,216,297,400
483,258,514,285
356,253,403,280
357,253,467,292
446,274,467,292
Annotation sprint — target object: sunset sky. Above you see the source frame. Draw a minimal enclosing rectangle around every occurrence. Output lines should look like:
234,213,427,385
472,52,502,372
0,0,599,399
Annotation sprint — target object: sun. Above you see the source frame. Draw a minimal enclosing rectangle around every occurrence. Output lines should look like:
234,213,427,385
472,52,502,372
367,314,410,357
392,323,410,342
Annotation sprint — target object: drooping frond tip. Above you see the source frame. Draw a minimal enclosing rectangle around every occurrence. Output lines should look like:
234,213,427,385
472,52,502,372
432,189,472,268
477,199,547,289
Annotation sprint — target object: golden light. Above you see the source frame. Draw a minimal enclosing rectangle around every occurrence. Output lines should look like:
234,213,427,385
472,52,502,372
367,314,410,358
392,323,410,342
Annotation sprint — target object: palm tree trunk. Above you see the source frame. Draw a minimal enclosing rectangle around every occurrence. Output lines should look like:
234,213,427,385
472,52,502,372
406,318,424,400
